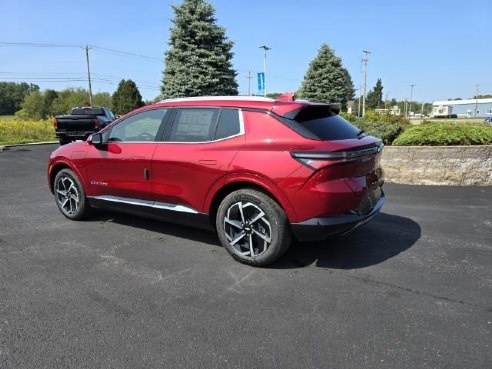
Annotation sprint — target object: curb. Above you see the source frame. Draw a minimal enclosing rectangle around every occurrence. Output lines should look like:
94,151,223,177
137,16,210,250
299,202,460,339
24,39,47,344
0,141,58,152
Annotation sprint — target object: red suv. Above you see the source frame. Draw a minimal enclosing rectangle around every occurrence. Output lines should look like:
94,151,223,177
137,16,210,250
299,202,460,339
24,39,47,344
48,96,384,266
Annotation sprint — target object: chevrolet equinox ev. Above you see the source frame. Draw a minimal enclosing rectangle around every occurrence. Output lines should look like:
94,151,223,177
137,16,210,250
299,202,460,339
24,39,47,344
48,96,385,266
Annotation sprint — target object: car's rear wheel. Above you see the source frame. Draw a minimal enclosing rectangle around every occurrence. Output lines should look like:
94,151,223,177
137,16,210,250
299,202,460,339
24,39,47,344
54,169,91,220
216,189,292,266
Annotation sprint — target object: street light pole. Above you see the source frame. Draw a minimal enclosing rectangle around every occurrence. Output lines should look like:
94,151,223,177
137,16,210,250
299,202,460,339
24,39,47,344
409,84,415,118
362,50,371,117
259,45,271,97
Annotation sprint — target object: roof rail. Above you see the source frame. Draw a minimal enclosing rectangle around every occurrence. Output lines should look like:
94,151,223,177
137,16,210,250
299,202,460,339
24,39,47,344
160,96,275,103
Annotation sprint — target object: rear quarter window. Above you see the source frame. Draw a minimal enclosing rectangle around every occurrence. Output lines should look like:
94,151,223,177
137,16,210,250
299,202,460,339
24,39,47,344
214,109,240,140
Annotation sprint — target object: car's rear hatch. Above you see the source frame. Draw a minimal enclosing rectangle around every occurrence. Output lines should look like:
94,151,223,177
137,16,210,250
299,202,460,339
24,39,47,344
281,104,385,195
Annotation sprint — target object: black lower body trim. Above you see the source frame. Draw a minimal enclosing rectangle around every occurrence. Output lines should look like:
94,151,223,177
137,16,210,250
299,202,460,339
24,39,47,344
87,196,213,231
291,191,385,242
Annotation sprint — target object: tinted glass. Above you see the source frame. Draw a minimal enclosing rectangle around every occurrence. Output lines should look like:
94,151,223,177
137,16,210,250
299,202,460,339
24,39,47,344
108,109,167,142
72,107,104,115
292,106,360,140
214,109,240,140
170,108,219,142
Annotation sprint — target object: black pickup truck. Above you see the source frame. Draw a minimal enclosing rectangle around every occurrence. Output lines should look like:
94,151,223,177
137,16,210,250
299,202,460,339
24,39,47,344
54,107,116,145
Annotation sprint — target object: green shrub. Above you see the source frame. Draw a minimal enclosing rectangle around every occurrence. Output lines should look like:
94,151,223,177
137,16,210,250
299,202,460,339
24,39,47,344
339,112,357,123
392,123,492,146
363,110,409,125
340,111,408,145
355,120,403,145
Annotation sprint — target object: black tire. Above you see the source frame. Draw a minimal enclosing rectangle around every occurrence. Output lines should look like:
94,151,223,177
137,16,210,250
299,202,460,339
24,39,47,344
216,189,292,266
53,169,91,220
59,137,71,145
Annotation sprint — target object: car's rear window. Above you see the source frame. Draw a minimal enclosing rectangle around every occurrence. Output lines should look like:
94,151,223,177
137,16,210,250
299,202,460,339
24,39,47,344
284,106,361,140
72,108,105,116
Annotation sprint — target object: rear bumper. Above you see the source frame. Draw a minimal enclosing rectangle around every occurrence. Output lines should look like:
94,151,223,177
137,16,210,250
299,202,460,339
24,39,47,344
291,190,385,242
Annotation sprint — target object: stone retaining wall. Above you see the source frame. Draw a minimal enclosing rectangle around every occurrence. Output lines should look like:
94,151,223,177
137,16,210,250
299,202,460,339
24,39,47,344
381,146,492,186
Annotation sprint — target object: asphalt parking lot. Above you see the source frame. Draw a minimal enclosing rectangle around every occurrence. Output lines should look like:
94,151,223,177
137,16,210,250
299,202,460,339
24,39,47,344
0,144,491,369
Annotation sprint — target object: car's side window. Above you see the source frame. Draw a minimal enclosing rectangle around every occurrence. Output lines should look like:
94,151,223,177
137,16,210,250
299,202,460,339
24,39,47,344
169,108,219,142
214,109,241,140
108,109,168,142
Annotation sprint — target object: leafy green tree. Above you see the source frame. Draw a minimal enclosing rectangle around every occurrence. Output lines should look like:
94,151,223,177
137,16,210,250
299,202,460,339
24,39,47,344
0,82,39,115
19,90,45,120
51,88,91,115
43,89,59,118
161,0,238,98
93,92,113,109
297,43,355,109
366,78,384,109
112,79,144,115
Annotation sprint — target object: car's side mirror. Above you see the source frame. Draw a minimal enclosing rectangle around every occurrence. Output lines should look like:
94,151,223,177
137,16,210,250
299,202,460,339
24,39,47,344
89,133,105,146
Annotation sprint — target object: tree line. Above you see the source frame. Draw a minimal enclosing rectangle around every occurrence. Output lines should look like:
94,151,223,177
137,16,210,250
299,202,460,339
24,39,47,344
0,80,145,119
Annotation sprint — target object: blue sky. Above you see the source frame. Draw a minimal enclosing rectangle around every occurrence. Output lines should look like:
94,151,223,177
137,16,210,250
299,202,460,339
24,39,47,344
1,0,491,103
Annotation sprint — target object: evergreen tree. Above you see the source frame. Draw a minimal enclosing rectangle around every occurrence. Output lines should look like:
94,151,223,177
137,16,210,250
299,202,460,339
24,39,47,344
366,78,384,109
298,43,355,109
161,0,238,98
112,79,144,115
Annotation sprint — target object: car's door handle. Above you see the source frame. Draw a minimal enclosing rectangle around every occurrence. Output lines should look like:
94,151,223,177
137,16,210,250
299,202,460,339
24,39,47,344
143,168,150,180
199,160,217,166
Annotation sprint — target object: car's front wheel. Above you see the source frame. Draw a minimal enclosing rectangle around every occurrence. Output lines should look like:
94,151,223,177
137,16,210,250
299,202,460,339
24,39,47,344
216,189,292,266
54,169,91,220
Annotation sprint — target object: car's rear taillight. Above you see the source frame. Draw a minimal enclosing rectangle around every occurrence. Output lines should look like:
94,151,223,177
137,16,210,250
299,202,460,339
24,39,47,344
291,144,384,170
53,118,58,129
291,151,347,170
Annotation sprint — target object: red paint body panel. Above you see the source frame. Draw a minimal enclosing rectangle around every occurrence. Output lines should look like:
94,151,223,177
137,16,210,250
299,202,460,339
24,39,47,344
84,142,157,201
150,134,245,211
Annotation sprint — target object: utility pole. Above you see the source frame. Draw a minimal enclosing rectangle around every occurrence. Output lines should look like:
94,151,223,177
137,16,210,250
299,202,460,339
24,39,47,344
362,50,371,117
475,84,480,117
259,45,271,97
84,45,93,106
246,71,253,96
409,84,415,118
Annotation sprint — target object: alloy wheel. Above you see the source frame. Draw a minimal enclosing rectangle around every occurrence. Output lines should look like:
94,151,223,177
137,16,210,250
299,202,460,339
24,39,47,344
223,201,272,257
55,175,80,216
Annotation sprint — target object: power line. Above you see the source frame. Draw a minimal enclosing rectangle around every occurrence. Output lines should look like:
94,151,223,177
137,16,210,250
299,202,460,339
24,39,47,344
0,41,81,48
0,41,163,62
91,45,163,62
